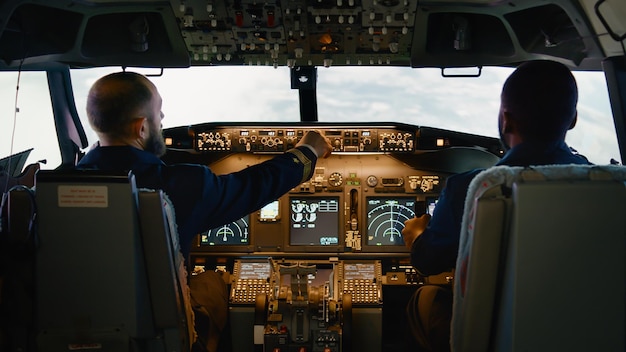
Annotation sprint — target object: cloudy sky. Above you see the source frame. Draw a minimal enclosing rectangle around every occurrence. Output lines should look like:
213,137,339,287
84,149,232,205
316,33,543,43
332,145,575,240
0,65,620,171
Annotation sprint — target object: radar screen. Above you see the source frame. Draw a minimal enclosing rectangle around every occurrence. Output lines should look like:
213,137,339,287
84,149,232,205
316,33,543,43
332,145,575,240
366,197,416,246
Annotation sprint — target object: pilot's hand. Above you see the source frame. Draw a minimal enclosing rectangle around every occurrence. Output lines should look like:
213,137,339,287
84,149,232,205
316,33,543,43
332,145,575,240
402,214,431,250
298,130,333,158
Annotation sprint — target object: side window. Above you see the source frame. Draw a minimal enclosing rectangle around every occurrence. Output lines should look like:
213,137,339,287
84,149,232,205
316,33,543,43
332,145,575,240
0,72,58,170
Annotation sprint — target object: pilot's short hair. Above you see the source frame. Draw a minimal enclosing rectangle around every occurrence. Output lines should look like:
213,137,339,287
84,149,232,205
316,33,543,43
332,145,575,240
501,60,578,141
86,71,154,137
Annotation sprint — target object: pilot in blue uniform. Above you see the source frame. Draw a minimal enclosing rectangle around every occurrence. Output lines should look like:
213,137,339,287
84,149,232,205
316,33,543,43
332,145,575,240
77,71,333,352
401,60,591,352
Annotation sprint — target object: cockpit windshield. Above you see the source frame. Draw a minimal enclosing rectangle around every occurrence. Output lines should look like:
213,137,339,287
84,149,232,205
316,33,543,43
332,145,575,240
0,66,620,167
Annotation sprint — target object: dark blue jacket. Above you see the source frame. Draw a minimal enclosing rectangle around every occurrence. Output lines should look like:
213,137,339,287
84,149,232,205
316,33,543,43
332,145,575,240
411,140,591,275
78,145,317,259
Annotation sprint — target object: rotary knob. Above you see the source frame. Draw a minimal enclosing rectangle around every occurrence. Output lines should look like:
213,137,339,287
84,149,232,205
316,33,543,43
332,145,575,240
328,172,343,187
366,175,378,187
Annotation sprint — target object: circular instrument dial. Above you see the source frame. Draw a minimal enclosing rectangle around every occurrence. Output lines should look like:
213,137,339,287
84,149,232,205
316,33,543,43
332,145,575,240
328,172,343,187
366,175,378,187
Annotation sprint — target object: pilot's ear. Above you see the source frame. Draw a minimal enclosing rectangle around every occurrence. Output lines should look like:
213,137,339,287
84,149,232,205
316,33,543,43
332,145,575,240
131,117,148,139
501,111,515,134
568,112,578,130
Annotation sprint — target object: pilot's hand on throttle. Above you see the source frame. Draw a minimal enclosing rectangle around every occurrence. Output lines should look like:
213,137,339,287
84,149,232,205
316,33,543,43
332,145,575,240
402,214,431,250
298,130,333,158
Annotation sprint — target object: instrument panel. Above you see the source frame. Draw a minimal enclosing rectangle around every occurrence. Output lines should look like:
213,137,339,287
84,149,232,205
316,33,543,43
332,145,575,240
192,151,442,254
164,122,503,258
167,122,499,273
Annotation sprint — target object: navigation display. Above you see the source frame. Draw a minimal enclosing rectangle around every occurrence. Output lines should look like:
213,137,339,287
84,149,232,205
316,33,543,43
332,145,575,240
366,197,416,246
199,215,250,246
289,196,340,246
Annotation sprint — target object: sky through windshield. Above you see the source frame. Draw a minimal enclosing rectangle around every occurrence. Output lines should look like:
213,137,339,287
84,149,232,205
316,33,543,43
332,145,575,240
0,66,620,168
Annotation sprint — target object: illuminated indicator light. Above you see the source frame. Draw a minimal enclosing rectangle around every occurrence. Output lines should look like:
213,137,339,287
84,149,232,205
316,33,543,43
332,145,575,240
235,11,243,27
165,137,173,146
268,11,275,27
436,139,445,147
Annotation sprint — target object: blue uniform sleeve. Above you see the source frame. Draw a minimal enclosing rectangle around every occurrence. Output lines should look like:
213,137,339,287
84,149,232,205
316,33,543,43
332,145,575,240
410,169,482,276
173,146,317,238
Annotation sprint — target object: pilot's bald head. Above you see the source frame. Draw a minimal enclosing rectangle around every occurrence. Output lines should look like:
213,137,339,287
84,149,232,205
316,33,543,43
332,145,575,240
86,71,158,139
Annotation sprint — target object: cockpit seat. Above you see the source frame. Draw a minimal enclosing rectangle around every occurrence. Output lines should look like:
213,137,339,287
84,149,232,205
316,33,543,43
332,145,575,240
34,170,194,352
451,164,626,352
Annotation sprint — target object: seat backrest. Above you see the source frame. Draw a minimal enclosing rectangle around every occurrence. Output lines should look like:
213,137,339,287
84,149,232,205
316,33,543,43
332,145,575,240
451,164,626,352
34,169,193,351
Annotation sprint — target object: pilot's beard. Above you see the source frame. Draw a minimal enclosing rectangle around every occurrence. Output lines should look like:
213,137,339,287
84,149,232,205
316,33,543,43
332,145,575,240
145,125,167,157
